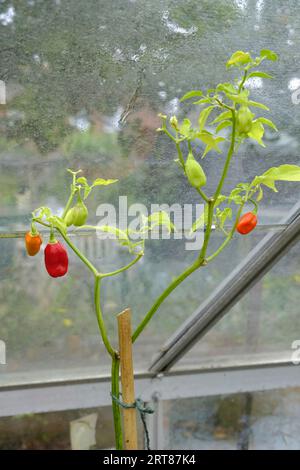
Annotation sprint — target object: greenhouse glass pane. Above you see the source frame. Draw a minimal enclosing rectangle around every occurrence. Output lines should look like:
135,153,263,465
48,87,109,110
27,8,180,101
176,241,300,369
0,0,300,384
163,387,300,450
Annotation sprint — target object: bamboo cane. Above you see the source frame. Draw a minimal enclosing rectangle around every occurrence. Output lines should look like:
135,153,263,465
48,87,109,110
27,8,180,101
117,308,138,450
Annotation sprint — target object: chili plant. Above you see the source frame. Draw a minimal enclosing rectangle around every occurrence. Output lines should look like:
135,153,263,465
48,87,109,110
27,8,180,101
27,49,300,449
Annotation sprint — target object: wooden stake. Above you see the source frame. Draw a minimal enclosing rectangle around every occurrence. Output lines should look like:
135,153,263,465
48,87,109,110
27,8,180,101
117,308,138,450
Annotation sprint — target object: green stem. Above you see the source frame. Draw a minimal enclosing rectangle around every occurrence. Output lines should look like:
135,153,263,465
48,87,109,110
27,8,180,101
62,190,75,219
238,69,248,92
100,255,142,279
132,259,202,343
196,187,210,204
111,355,123,450
176,142,185,168
198,199,214,262
214,110,236,202
94,276,116,358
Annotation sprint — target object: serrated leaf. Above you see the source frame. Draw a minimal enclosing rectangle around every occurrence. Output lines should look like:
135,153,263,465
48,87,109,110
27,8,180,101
180,90,203,102
247,71,273,79
216,120,232,133
247,121,265,147
248,100,269,110
198,106,215,132
255,117,278,131
210,110,232,125
260,49,278,61
227,50,252,68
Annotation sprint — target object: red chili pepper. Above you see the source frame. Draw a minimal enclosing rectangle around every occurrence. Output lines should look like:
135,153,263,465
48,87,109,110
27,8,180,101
25,231,42,256
44,235,68,278
236,212,258,235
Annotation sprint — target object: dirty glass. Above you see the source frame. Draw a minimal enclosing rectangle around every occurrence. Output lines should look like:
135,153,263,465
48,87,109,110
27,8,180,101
164,387,300,450
0,1,300,384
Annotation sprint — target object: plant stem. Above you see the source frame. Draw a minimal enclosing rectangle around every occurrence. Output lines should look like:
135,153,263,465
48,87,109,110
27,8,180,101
196,187,210,204
214,110,236,202
132,259,202,343
175,142,185,168
62,190,75,219
94,276,116,358
111,355,123,450
100,255,142,279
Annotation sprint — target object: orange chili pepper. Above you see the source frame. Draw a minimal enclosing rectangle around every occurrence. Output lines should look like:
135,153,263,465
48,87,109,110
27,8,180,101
25,231,43,256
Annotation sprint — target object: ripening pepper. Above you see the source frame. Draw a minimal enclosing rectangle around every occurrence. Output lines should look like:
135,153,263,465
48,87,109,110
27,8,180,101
44,234,68,278
65,198,88,227
185,151,207,189
236,212,257,235
236,106,253,134
25,229,42,256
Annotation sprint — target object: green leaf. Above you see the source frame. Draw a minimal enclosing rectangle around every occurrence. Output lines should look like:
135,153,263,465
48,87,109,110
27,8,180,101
193,97,212,105
216,83,237,94
180,90,203,102
179,118,192,137
198,106,215,132
226,90,249,105
147,211,175,233
260,49,278,61
83,186,92,199
92,178,118,187
256,185,264,202
228,187,244,205
252,165,300,192
247,71,273,80
226,51,252,68
216,207,232,229
248,100,269,110
216,120,232,133
77,177,89,186
196,132,225,157
255,117,278,131
247,121,265,147
210,110,232,125
190,205,208,233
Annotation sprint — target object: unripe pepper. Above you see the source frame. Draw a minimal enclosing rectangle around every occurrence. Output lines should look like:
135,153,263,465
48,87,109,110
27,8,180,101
236,212,257,235
25,225,42,256
185,151,207,188
44,233,68,277
236,106,253,134
65,196,88,227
